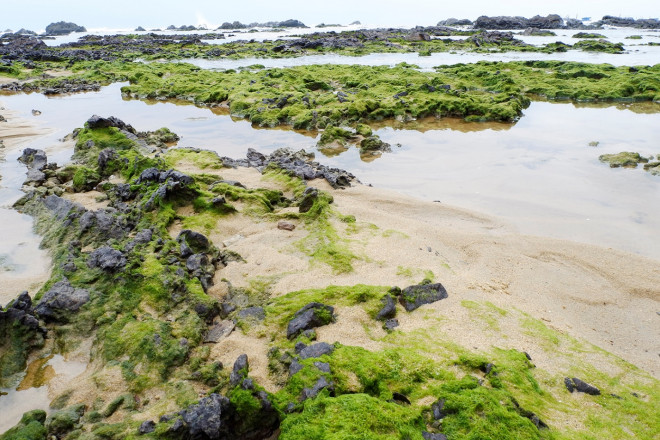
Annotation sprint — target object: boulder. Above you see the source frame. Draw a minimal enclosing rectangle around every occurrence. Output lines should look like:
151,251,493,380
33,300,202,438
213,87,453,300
87,246,126,272
139,420,156,434
45,21,87,35
399,282,448,312
35,279,90,321
180,394,232,439
286,302,335,339
18,148,47,170
177,229,210,254
85,115,135,133
279,19,307,28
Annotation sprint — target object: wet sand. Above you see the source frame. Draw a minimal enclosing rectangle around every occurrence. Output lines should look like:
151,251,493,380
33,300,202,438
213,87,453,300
0,101,53,304
196,167,660,380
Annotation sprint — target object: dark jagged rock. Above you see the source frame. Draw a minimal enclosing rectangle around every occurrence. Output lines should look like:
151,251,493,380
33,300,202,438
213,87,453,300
298,187,319,213
399,282,448,312
289,359,303,376
87,246,127,272
97,148,117,171
225,148,355,189
301,376,334,401
376,294,397,320
597,16,660,29
468,30,526,47
431,398,446,420
45,21,87,35
314,361,331,373
139,420,156,434
0,292,47,382
565,377,601,395
18,148,47,170
286,302,335,339
474,14,564,30
177,229,210,254
86,115,135,133
229,354,249,387
299,342,334,359
278,19,308,28
438,18,473,26
35,278,89,322
42,194,84,220
179,394,232,439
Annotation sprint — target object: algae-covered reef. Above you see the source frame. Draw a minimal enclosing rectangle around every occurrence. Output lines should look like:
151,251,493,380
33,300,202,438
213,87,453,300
4,59,657,132
1,116,659,439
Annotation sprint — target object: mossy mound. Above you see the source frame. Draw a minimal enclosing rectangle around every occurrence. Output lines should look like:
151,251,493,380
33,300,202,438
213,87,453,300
599,152,649,167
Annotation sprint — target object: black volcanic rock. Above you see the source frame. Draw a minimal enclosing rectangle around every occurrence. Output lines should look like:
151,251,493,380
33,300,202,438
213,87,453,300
474,14,564,29
45,21,87,35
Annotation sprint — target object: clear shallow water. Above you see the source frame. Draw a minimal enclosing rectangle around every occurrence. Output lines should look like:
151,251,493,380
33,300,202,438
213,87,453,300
1,83,658,265
0,354,87,433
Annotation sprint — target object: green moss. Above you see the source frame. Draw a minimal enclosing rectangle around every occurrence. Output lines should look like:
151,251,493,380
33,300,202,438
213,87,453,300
0,410,47,440
573,40,624,54
72,166,101,192
280,393,425,440
163,148,223,170
572,32,607,39
599,152,649,168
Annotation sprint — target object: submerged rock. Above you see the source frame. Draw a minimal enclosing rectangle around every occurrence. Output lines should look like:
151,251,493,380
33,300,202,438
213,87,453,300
45,21,87,35
35,279,90,321
399,282,448,312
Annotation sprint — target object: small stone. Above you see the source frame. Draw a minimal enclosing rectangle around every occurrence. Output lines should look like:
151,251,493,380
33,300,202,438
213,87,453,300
277,221,296,231
384,318,399,331
204,320,235,343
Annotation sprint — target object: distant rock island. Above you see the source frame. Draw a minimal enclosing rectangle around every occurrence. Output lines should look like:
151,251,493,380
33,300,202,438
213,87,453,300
44,21,86,35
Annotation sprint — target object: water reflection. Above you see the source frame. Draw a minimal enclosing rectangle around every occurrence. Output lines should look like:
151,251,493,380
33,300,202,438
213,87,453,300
0,84,658,264
0,354,87,433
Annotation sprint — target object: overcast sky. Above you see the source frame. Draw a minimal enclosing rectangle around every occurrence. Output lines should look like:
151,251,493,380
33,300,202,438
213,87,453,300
2,0,658,31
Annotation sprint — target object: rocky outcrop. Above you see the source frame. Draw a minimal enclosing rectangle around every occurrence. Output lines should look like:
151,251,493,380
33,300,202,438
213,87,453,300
474,14,564,29
278,19,308,28
45,21,87,35
35,278,90,321
0,292,47,383
223,148,356,189
597,16,660,29
286,302,335,339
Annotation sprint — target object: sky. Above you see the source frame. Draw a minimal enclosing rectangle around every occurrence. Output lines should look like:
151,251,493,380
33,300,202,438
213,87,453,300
2,0,658,32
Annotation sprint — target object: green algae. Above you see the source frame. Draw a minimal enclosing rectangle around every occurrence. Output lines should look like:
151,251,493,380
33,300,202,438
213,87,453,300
598,152,649,168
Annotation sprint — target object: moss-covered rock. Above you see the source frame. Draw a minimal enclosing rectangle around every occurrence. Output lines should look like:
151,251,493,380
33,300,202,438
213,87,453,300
0,410,47,440
599,152,649,168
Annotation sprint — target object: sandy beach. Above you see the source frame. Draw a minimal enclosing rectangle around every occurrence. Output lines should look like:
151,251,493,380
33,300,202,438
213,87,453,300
163,163,660,383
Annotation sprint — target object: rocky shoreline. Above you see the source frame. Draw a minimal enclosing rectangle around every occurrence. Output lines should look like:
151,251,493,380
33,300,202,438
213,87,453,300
0,112,658,439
